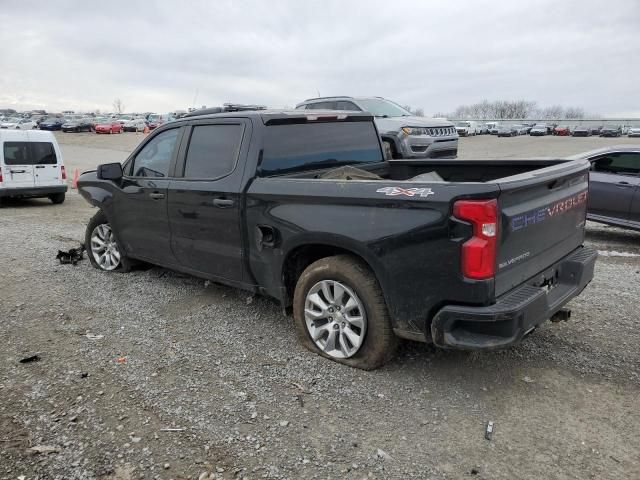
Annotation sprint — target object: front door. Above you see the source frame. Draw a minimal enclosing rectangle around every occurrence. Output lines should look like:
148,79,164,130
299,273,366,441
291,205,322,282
589,152,640,222
168,120,249,282
112,127,183,263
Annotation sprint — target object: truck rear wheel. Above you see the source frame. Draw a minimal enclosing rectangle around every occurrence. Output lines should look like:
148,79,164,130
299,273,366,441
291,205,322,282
293,255,397,370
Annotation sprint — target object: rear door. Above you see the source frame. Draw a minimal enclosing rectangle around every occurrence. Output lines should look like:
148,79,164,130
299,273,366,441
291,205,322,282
168,119,249,282
31,139,64,188
494,161,590,296
1,141,35,188
587,152,640,222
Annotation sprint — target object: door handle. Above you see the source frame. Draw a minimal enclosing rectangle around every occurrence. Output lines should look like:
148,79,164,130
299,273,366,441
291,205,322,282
213,198,234,208
10,170,26,173
35,165,45,169
149,192,165,200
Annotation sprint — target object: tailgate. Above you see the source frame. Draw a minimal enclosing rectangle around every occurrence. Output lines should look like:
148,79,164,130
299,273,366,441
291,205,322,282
495,160,590,297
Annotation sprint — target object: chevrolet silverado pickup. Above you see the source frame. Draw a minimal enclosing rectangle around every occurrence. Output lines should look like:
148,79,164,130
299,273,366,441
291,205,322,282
77,110,597,370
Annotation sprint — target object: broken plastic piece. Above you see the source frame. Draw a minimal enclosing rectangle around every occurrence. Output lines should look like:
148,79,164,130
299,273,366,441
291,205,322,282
485,421,494,440
56,245,85,265
19,354,41,364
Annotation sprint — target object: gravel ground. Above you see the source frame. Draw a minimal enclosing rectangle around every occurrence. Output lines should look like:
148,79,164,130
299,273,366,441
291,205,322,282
1,134,639,479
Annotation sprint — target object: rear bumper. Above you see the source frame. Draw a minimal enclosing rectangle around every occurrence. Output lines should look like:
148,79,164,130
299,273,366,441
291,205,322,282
0,185,67,198
431,246,597,349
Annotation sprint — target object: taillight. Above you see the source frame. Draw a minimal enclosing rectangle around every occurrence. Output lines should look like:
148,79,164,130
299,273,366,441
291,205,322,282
0,168,3,183
453,199,498,279
61,165,67,180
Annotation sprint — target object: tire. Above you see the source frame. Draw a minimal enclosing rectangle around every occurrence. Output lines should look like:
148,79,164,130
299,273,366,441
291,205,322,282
49,193,65,204
293,254,397,370
85,210,133,273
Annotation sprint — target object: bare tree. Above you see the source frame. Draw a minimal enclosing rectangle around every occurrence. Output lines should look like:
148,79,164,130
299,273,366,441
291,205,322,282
564,107,585,119
402,105,424,116
441,99,584,120
112,98,125,114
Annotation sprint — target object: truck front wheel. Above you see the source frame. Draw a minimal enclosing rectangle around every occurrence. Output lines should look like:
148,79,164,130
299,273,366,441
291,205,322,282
293,255,397,370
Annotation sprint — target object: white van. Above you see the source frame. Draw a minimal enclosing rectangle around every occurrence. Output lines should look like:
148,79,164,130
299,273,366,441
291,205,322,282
0,130,67,204
455,121,479,136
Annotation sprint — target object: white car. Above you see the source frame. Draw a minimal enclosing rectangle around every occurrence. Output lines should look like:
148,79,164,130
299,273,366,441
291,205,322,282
628,126,640,138
123,118,147,132
455,120,479,136
0,130,67,204
1,117,37,130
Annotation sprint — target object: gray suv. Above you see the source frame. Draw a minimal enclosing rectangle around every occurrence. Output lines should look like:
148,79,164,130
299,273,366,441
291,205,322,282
295,96,458,159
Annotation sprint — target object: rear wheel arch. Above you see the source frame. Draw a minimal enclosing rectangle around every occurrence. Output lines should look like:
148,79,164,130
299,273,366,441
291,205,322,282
281,243,383,308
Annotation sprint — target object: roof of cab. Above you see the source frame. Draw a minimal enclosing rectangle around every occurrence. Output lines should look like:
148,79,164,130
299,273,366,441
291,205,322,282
172,109,374,126
0,129,57,142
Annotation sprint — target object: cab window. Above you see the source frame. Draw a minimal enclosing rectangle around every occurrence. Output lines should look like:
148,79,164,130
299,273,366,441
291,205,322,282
130,128,180,177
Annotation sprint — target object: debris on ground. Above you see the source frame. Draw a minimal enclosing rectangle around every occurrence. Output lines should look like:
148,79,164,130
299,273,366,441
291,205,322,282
522,376,535,383
19,354,41,364
376,448,394,461
85,333,104,340
28,445,61,454
55,245,85,265
485,421,495,441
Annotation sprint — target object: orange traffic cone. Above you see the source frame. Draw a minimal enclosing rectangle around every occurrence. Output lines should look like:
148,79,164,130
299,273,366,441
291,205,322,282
143,125,150,134
71,168,80,189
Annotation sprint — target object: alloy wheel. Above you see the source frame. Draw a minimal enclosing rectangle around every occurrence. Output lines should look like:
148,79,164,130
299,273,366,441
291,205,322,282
304,280,367,358
90,224,121,271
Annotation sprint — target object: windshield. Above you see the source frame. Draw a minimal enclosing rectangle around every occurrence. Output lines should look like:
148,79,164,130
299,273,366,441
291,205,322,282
148,114,162,121
355,98,411,118
456,122,471,127
6,117,21,123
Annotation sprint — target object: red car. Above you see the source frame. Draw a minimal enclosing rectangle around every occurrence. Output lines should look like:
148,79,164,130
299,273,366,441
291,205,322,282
94,119,123,134
554,125,571,136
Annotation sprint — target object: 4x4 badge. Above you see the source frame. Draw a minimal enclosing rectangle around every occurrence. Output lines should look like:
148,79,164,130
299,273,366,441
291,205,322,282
376,186,434,198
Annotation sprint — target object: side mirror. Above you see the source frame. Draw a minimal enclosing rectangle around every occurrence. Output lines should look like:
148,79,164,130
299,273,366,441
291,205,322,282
97,162,123,182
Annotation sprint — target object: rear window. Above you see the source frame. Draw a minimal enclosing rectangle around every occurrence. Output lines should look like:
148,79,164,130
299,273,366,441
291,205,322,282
260,121,383,176
3,141,57,165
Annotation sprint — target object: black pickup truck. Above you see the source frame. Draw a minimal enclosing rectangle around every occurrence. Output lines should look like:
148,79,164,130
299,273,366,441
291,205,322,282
77,110,597,369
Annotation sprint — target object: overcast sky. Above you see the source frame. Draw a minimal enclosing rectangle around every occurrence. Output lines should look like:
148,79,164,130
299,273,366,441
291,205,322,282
1,0,639,116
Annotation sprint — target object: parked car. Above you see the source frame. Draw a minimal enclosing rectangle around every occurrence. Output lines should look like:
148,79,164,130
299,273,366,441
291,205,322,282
568,146,640,231
0,129,67,204
628,126,640,138
600,126,622,137
572,125,592,137
76,109,595,369
94,119,123,134
147,113,174,130
62,118,93,133
529,125,547,136
487,122,500,135
1,117,37,130
116,115,133,125
477,123,489,135
455,121,479,137
554,126,571,136
38,117,65,131
511,125,528,135
123,118,148,132
295,96,458,159
590,126,603,136
497,125,516,137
